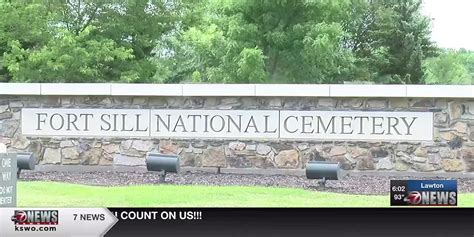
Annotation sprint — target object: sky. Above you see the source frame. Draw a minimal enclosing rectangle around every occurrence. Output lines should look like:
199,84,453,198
421,0,474,50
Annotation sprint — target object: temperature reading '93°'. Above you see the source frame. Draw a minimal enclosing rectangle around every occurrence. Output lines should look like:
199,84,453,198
393,194,405,200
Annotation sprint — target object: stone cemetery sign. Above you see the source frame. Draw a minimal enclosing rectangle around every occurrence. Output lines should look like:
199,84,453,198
21,109,433,141
0,153,16,207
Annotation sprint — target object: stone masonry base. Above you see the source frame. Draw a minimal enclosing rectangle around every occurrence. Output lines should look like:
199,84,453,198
28,165,474,179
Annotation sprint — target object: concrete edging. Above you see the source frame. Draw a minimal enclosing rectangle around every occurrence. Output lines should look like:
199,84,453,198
1,83,473,98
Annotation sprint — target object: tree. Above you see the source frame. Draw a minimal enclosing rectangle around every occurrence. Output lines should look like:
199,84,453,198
2,0,186,82
343,0,437,83
0,2,51,81
90,0,183,82
0,0,446,84
423,49,474,85
4,27,133,82
158,0,355,83
382,0,437,83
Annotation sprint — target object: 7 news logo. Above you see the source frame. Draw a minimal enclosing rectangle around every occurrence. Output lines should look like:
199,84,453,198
404,190,457,205
390,180,457,206
11,210,58,232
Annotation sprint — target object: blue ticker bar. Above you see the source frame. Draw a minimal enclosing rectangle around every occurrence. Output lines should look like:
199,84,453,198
407,180,457,192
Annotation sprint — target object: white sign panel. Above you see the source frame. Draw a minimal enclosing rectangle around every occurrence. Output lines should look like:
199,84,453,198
21,108,433,141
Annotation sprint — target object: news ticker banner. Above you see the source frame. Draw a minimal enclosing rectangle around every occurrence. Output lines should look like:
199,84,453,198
0,208,472,237
390,180,458,206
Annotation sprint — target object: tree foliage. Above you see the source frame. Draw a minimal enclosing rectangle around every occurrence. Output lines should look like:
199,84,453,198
5,27,133,82
423,49,474,84
159,0,355,83
0,0,467,84
1,0,183,82
0,2,51,81
343,0,437,83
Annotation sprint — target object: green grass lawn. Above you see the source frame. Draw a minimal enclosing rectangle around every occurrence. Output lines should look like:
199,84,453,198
18,181,474,207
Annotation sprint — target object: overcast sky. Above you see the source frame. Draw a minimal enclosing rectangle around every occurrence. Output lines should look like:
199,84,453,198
422,0,474,50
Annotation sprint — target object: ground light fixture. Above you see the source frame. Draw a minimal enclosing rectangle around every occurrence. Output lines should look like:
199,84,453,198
305,161,341,187
145,152,180,183
17,152,36,178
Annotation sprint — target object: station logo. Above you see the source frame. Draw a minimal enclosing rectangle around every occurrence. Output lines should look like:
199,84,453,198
390,180,457,206
11,210,58,232
404,191,422,205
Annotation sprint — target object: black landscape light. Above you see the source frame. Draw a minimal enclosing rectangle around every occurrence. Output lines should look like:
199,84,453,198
305,161,341,187
17,152,36,178
146,153,180,183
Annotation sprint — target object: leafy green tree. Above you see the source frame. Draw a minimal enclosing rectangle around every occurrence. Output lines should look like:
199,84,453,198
159,0,355,83
382,0,437,83
423,49,474,84
343,0,437,83
0,0,448,84
5,27,133,82
2,0,186,82
0,2,51,81
90,0,183,82
160,0,437,84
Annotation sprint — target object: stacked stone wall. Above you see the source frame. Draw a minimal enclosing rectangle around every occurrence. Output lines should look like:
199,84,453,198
0,95,473,173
